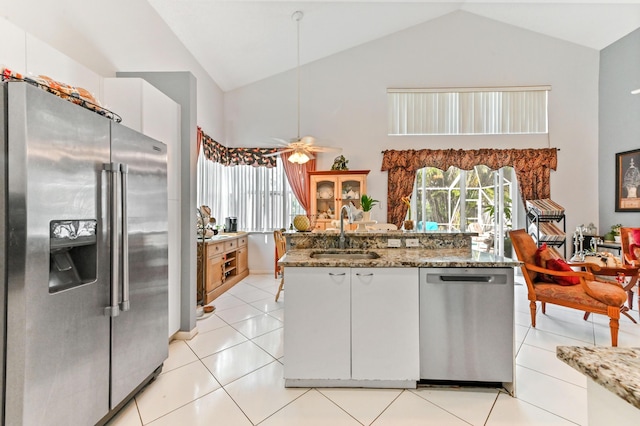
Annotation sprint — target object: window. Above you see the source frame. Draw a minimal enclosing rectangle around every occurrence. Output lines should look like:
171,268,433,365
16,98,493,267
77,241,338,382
388,86,549,135
411,165,516,254
197,153,304,232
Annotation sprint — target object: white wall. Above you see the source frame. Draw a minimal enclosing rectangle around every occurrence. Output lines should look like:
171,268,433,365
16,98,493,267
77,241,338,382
0,0,225,138
599,27,640,234
225,11,600,238
248,233,279,275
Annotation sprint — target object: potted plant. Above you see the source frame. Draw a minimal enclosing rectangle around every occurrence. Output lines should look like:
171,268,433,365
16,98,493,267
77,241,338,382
611,224,623,242
360,194,379,221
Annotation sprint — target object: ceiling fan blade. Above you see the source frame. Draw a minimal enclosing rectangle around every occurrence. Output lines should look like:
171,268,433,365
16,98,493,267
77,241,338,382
271,137,293,146
309,146,342,153
261,152,282,158
262,148,295,158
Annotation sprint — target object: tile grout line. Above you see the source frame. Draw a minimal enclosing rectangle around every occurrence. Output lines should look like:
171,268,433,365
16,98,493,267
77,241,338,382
253,387,313,425
368,389,406,425
408,388,476,425
314,388,367,425
516,364,587,390
137,359,224,425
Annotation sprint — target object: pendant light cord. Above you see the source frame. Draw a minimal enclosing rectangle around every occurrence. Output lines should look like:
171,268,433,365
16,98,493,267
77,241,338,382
293,11,303,141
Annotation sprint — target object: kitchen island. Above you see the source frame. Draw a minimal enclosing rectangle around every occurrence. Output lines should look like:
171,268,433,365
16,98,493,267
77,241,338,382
279,231,520,393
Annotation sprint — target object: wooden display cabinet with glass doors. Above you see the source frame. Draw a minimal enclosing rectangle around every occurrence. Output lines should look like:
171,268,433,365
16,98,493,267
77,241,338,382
309,170,369,230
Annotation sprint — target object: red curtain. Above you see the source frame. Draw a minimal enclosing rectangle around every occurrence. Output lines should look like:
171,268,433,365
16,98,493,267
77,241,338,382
197,126,203,157
281,151,317,214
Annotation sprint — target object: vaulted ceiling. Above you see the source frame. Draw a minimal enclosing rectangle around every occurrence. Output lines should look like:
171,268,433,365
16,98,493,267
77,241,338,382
146,1,640,91
3,1,640,93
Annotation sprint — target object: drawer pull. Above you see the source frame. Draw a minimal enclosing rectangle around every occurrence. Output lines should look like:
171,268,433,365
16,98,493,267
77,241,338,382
328,272,346,276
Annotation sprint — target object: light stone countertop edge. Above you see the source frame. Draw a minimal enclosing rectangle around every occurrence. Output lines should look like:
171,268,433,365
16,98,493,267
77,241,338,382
557,346,640,409
279,248,521,268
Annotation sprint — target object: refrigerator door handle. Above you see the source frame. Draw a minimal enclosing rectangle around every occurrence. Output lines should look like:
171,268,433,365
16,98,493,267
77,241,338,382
120,163,130,312
104,162,121,317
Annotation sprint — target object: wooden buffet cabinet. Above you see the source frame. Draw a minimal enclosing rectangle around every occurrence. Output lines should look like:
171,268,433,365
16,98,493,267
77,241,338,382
309,170,369,230
197,233,249,304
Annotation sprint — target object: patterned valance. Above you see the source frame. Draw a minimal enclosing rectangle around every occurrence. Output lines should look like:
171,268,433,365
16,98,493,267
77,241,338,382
200,130,279,168
381,148,558,228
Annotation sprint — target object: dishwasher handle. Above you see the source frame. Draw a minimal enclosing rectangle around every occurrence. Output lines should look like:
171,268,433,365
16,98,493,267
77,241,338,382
438,275,495,282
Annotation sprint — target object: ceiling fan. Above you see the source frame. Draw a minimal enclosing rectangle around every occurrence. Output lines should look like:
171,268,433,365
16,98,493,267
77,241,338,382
264,10,341,164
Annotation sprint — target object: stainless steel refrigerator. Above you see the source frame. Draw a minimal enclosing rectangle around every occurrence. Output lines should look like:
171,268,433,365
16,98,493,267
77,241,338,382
0,81,168,425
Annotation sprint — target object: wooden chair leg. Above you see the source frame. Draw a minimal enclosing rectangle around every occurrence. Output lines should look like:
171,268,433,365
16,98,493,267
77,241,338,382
529,301,537,328
609,317,619,347
274,246,279,279
608,306,620,347
622,309,637,324
627,289,634,310
275,277,284,302
541,302,546,315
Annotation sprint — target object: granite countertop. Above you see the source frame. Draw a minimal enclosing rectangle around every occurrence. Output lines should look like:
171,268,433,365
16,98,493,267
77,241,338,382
279,248,521,268
557,346,640,409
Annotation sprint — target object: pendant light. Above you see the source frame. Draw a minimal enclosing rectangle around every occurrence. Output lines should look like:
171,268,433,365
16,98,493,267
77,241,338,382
262,11,341,164
288,10,310,165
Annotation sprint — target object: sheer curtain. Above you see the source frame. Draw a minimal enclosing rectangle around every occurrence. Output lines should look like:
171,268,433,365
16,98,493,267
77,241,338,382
388,87,549,135
197,150,303,232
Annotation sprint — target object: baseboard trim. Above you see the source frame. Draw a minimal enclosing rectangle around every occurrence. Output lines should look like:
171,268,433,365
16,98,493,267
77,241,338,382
171,328,198,341
285,379,417,389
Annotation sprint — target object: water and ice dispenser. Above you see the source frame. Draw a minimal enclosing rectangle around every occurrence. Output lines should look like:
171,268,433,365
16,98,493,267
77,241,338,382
49,220,97,293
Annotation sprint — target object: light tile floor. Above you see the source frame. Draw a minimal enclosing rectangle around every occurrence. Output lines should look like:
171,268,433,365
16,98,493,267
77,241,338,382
108,273,640,425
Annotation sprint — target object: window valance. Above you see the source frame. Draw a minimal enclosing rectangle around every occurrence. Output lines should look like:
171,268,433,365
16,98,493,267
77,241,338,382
381,148,558,227
198,127,279,168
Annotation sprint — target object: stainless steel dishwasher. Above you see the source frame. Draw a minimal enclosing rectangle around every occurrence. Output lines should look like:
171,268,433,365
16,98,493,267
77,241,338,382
419,267,514,383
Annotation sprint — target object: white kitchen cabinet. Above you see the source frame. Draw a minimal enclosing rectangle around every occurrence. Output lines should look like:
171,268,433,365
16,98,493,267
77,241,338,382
351,268,419,381
284,266,419,387
284,267,351,380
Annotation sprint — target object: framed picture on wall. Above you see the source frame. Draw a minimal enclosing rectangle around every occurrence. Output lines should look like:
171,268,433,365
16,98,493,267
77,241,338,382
616,148,640,212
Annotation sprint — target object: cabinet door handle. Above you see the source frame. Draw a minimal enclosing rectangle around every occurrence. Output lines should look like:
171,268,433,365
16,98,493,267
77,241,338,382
328,272,346,276
355,273,374,276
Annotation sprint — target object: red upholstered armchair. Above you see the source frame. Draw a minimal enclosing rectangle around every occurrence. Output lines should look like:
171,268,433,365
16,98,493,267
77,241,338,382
510,229,628,346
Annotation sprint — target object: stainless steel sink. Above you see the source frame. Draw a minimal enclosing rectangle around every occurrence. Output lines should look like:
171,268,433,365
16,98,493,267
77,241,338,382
310,251,380,260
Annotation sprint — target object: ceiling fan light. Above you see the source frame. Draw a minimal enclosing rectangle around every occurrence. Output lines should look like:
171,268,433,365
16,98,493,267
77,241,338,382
288,151,301,163
288,150,310,164
298,152,310,164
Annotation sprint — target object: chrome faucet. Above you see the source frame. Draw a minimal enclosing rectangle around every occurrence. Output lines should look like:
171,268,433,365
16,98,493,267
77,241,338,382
339,205,352,249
